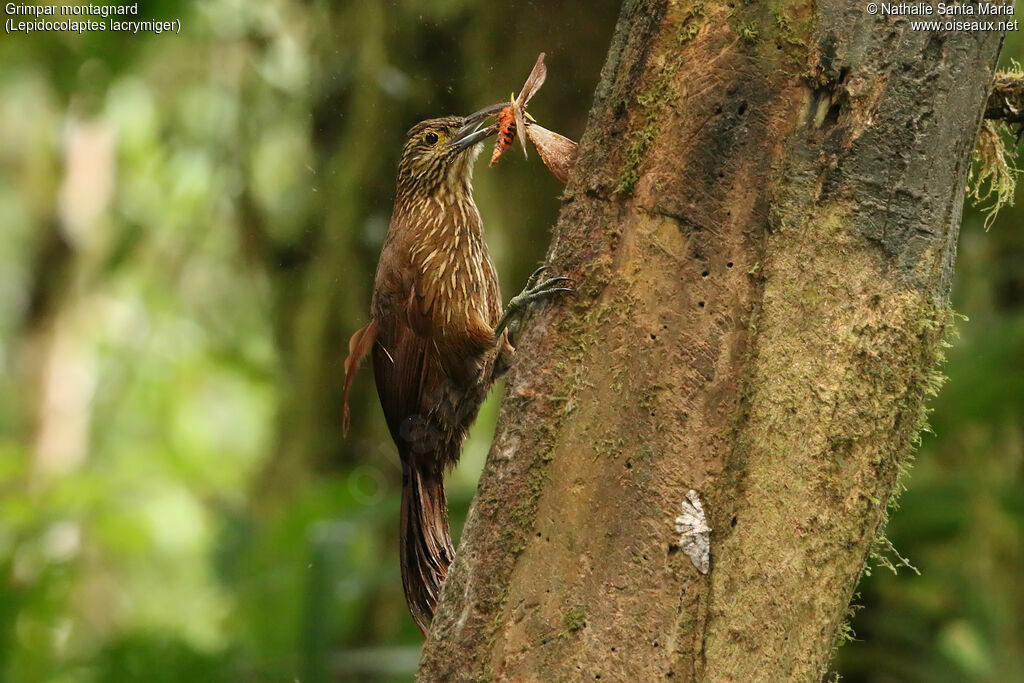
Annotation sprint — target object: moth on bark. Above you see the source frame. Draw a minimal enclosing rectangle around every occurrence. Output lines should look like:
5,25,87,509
675,490,711,575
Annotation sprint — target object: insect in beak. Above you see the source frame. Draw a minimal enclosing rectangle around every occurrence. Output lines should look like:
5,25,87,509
487,52,578,183
448,103,507,152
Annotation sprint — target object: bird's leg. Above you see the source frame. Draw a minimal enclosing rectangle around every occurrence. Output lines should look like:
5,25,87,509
494,265,574,338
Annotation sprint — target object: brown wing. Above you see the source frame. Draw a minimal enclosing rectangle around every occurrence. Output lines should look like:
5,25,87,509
518,52,548,106
371,282,450,459
373,293,496,460
525,123,578,183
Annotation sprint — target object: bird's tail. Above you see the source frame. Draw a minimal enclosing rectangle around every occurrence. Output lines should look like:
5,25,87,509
400,461,454,635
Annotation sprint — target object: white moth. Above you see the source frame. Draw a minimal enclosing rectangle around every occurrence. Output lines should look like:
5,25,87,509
675,490,711,575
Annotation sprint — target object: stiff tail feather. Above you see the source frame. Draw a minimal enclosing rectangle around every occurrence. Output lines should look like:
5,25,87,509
342,319,378,435
400,462,454,635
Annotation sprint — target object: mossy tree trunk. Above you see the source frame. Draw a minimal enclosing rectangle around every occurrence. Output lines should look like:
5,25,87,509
419,0,1006,680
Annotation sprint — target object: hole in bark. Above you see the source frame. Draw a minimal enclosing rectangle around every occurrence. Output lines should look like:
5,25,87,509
701,270,709,278
653,641,660,648
714,105,722,115
717,172,725,178
730,515,738,527
650,333,657,340
727,261,734,268
536,532,542,537
698,301,705,308
776,43,782,50
738,101,747,115
611,647,616,652
625,460,632,469
668,543,679,555
824,101,842,127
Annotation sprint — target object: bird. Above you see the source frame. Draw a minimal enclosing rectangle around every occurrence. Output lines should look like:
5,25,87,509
342,103,572,634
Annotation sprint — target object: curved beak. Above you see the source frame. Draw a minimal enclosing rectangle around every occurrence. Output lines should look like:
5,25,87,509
448,102,508,152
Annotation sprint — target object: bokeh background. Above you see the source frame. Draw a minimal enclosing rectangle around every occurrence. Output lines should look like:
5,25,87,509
0,1,1020,681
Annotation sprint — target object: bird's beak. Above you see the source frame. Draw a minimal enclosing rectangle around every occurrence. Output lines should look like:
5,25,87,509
448,102,507,152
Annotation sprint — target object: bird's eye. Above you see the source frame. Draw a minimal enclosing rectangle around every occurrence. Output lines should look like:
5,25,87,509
424,132,439,145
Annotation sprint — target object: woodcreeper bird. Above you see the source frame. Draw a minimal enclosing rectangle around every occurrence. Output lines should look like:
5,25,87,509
343,104,572,634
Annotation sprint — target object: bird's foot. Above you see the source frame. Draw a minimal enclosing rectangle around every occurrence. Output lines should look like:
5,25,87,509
494,265,574,338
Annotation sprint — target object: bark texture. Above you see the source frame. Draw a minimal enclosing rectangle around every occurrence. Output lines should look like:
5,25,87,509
419,0,1006,680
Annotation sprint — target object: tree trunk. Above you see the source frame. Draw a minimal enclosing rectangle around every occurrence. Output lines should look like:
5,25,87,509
419,0,1006,680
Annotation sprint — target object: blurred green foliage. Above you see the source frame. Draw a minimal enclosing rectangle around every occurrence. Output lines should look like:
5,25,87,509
0,1,1020,681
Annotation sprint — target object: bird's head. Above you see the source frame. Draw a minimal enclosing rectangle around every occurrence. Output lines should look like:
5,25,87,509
396,103,505,197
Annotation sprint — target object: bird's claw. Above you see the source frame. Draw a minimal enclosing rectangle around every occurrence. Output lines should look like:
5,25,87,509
525,265,550,290
494,268,575,337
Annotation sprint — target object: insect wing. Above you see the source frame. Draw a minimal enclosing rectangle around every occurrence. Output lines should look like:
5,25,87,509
525,123,578,183
514,53,547,158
